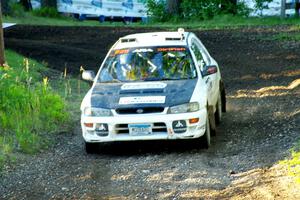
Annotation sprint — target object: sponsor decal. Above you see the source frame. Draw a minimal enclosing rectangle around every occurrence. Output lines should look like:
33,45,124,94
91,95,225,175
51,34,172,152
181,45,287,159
121,82,167,90
62,0,72,5
157,47,186,52
132,48,154,53
119,96,166,105
122,0,134,9
114,49,129,55
91,0,102,8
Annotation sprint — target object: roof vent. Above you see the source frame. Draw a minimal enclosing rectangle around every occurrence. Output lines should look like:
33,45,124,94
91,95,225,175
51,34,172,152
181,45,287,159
121,38,136,43
165,37,182,41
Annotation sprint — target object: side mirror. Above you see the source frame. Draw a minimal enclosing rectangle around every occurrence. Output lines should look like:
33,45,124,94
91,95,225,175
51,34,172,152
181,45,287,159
82,70,95,82
203,65,218,77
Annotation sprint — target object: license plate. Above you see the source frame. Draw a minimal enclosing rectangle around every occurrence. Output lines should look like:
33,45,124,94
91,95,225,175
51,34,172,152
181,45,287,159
129,124,152,136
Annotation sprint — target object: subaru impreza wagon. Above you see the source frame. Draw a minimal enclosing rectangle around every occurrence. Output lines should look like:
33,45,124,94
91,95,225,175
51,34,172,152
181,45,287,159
81,29,226,153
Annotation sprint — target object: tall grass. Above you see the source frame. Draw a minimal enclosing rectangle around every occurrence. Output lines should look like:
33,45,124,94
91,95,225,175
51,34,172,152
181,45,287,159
0,51,69,170
281,142,300,184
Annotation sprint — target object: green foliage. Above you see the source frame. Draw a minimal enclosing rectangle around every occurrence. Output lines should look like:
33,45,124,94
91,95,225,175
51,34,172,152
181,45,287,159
235,1,252,17
8,2,26,17
273,33,300,41
146,0,170,22
181,0,220,20
31,7,61,18
147,0,251,22
281,149,300,184
280,141,300,184
0,51,70,170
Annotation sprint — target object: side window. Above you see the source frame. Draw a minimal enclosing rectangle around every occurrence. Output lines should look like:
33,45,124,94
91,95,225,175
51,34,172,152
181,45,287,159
191,39,212,76
191,41,207,71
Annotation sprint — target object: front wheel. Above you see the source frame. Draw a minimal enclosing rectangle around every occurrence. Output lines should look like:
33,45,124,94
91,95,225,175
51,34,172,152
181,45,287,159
200,114,211,148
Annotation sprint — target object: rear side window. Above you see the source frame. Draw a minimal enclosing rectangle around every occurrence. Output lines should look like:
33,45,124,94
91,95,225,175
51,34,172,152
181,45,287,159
191,39,211,74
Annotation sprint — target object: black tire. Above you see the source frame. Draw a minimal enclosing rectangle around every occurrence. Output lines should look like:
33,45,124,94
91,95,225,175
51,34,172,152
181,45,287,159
85,142,98,154
200,114,211,148
215,92,222,125
220,81,226,113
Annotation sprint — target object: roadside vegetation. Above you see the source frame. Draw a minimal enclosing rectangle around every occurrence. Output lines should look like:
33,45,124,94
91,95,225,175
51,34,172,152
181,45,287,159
281,142,300,184
3,12,300,30
2,0,300,29
0,50,88,171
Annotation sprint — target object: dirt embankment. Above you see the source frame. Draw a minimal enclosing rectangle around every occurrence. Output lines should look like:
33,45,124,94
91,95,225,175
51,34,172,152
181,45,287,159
1,25,300,199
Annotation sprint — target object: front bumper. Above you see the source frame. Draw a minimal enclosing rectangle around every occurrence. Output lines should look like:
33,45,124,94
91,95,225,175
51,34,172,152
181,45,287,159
81,109,207,143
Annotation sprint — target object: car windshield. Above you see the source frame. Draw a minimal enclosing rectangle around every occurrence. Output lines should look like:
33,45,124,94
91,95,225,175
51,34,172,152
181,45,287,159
97,46,197,83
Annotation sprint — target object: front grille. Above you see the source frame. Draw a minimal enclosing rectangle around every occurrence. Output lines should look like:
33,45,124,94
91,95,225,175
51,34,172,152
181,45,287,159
116,107,165,114
115,122,167,134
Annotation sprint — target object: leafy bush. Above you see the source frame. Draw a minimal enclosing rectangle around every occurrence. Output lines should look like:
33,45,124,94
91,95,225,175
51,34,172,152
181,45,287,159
147,0,251,22
146,0,170,22
8,2,26,17
235,1,252,17
182,0,220,20
31,7,61,18
0,52,69,168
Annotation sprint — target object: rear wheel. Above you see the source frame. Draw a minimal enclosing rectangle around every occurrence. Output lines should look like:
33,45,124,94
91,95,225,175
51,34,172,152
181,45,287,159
221,81,226,113
200,114,211,148
215,92,222,125
85,142,98,154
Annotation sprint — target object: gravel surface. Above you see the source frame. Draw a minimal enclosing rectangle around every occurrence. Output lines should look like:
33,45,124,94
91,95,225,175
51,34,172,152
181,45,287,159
1,25,299,199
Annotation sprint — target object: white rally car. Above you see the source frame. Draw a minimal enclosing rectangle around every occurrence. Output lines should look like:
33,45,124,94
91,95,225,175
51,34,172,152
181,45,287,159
81,29,226,153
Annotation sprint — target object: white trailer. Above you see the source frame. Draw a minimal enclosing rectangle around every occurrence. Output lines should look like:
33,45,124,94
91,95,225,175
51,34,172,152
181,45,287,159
31,0,147,19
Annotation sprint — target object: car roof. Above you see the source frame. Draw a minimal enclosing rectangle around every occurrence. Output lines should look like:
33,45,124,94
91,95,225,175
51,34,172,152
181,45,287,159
113,31,191,50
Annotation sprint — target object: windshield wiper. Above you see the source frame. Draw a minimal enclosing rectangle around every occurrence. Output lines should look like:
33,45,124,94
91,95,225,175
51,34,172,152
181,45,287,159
143,77,182,81
102,79,122,83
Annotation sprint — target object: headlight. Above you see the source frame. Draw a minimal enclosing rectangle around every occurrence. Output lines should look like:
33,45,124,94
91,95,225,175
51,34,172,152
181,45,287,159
84,107,112,117
168,102,199,114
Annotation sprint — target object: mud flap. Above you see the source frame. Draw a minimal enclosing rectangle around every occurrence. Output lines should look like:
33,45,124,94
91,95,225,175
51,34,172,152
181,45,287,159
208,105,216,133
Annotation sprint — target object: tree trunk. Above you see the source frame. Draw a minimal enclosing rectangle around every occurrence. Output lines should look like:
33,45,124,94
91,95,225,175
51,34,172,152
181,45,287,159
41,0,57,8
20,0,32,11
1,0,9,15
0,1,5,66
166,0,181,15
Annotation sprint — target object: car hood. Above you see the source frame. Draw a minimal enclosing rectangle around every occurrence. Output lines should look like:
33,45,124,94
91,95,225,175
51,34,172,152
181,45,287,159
90,79,198,109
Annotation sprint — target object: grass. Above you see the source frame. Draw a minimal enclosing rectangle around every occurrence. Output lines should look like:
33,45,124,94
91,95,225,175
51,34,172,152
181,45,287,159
281,141,300,184
272,32,300,41
0,50,89,171
3,13,300,30
256,30,300,42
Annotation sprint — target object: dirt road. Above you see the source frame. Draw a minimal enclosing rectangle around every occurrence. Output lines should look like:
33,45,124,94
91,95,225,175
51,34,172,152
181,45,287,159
1,25,300,199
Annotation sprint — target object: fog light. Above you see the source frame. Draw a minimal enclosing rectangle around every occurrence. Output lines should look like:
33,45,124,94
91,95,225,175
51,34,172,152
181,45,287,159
84,123,93,128
189,118,199,124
